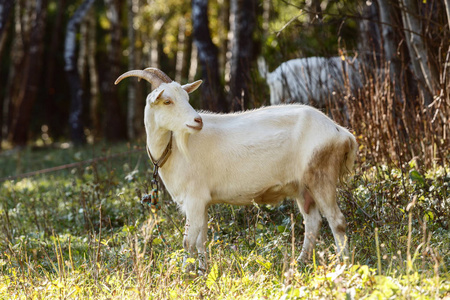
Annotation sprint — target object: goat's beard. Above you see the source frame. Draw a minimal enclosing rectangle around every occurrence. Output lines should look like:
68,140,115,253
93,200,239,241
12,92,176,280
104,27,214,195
174,131,191,160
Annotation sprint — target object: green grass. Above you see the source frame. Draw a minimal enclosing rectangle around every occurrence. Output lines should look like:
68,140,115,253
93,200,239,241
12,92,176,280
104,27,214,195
0,143,449,299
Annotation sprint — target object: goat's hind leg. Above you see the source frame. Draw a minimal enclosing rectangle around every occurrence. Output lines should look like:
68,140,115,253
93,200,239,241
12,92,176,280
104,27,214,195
314,184,349,260
296,189,322,262
322,201,348,259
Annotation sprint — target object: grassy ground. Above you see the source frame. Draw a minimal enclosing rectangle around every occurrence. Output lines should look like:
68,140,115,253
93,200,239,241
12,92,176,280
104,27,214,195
0,142,449,299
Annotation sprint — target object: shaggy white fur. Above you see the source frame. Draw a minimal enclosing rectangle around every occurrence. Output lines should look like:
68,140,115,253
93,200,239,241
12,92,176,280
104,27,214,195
258,56,362,107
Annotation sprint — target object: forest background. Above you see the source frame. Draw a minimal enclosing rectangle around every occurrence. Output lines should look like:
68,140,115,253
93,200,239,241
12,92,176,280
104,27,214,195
0,0,447,169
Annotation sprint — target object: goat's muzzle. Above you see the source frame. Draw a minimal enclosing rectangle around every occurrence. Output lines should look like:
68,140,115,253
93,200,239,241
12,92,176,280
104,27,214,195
186,117,203,131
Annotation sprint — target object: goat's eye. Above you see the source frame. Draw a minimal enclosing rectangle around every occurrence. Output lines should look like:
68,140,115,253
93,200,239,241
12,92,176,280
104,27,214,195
163,100,172,105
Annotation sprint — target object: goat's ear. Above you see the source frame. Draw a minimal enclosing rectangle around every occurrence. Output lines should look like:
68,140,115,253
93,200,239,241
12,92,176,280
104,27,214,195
182,80,202,94
148,89,165,104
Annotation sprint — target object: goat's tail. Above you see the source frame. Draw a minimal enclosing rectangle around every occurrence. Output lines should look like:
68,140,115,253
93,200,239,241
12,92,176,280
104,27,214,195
257,56,268,79
339,135,358,182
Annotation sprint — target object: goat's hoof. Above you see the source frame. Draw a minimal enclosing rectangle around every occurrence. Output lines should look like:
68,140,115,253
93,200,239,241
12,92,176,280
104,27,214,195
297,253,309,263
182,263,195,273
183,257,201,277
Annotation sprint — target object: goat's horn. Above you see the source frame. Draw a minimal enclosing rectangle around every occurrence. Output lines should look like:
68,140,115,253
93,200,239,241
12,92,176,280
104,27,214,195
143,68,172,83
114,68,172,88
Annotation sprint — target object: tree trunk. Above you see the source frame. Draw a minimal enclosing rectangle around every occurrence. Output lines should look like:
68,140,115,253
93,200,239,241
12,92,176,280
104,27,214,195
261,0,270,38
377,0,403,101
400,0,438,104
104,0,127,141
445,0,450,31
127,0,137,140
44,0,65,139
218,0,230,76
0,0,13,33
192,0,227,112
133,0,145,138
358,1,381,61
78,12,88,81
87,8,100,139
308,0,323,23
227,0,256,111
2,1,23,142
8,0,48,146
188,42,198,82
0,0,13,58
175,17,186,82
64,0,94,145
147,18,164,69
0,0,14,145
181,22,192,81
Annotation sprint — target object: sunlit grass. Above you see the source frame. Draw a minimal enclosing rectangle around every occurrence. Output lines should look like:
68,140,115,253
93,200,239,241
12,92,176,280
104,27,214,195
0,143,449,299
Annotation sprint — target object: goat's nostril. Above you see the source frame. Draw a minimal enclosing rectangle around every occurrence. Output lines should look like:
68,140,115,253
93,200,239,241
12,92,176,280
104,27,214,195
187,117,203,130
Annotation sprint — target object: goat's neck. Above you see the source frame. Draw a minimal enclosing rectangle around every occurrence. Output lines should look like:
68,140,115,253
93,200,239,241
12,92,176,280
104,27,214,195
146,125,172,162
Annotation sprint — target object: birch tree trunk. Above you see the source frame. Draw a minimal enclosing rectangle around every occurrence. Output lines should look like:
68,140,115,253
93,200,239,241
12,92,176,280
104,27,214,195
226,0,237,105
8,0,48,146
188,42,198,82
87,8,100,139
175,17,186,82
64,0,94,145
445,0,450,30
78,14,88,81
400,0,438,104
218,0,230,76
181,22,192,81
192,0,227,112
146,19,164,69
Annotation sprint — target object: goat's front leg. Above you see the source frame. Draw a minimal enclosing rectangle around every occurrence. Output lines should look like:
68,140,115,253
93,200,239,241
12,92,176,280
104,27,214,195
182,202,207,274
196,208,209,273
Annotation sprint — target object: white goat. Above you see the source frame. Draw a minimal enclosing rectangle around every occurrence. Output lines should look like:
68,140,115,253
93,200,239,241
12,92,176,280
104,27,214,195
115,68,357,272
258,56,362,106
